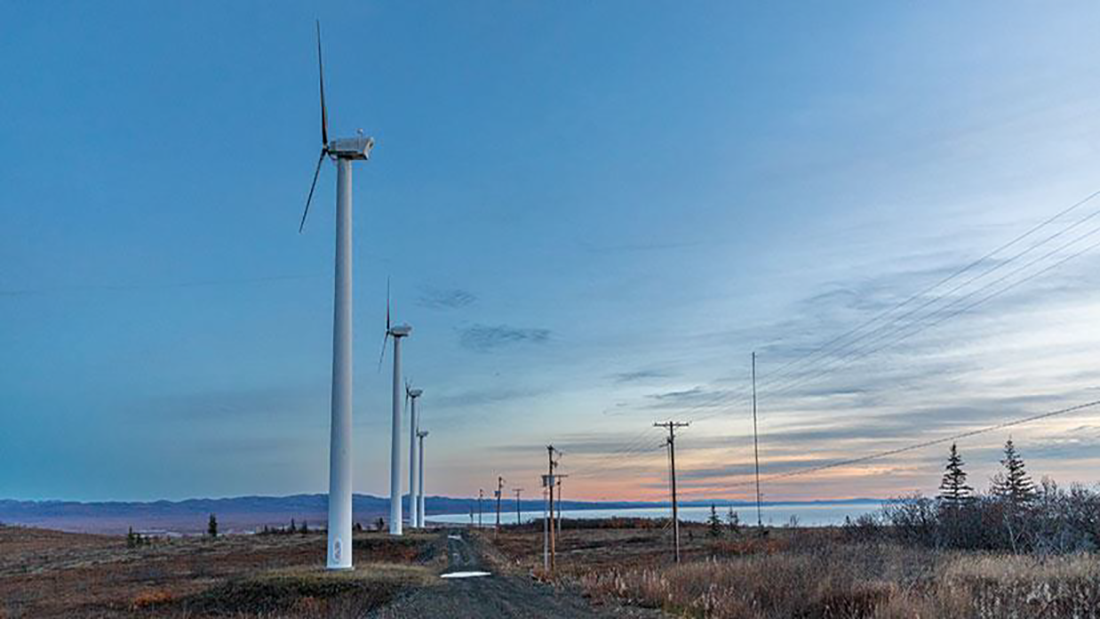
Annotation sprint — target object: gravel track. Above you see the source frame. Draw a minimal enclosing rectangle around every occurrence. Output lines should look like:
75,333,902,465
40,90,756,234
368,529,657,618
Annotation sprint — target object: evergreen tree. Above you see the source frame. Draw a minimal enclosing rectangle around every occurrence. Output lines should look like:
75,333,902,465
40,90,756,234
937,443,973,507
289,518,297,534
207,514,218,538
707,504,722,538
992,438,1036,506
127,526,137,548
300,519,309,535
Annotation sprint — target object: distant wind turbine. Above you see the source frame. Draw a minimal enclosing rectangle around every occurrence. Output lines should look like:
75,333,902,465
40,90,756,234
297,21,374,571
379,285,412,535
417,429,429,527
406,383,423,528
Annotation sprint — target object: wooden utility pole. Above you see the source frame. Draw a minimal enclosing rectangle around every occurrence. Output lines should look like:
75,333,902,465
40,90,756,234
751,352,763,529
495,476,505,531
477,489,484,528
513,488,524,524
545,445,560,573
655,421,689,562
542,486,549,570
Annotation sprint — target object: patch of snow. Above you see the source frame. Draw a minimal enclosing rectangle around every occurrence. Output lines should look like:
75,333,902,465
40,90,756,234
440,571,491,579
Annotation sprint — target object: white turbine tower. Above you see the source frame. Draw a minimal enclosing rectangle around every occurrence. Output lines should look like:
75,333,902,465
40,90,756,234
417,429,429,527
298,21,374,571
405,384,423,528
379,289,411,535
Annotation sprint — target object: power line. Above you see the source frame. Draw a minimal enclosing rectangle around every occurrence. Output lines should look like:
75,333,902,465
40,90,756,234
625,188,1100,425
746,225,1100,409
574,189,1100,482
719,396,1100,490
684,224,1100,427
752,188,1100,392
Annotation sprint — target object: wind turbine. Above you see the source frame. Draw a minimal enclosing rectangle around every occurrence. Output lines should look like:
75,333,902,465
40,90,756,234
417,429,429,527
298,21,374,571
379,289,412,535
405,383,423,528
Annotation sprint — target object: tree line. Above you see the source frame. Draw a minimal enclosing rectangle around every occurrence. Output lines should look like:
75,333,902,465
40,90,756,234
846,438,1100,554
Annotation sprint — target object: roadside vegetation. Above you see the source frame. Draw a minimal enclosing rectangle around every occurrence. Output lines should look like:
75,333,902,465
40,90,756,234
492,439,1100,618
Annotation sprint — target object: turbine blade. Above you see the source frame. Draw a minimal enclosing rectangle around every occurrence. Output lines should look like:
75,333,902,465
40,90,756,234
377,332,389,373
316,20,328,147
298,149,326,233
385,277,391,331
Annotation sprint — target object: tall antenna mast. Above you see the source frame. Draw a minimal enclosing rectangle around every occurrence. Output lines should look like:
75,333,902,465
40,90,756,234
752,351,763,529
655,421,689,563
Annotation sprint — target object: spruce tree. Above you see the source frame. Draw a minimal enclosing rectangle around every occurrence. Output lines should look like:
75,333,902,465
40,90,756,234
937,443,973,507
992,438,1036,506
707,504,722,538
207,514,218,538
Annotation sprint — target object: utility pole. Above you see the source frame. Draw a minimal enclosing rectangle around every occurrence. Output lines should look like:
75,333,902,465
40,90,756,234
655,421,689,563
542,487,549,570
495,476,505,532
513,488,523,524
477,489,484,528
545,445,561,573
751,352,763,529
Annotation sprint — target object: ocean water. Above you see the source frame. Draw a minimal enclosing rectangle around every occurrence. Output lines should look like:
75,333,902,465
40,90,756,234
428,501,883,528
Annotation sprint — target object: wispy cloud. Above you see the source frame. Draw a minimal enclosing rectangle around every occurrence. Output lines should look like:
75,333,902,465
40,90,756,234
646,386,741,409
133,386,318,422
611,368,675,383
458,324,551,352
417,287,477,310
435,387,540,409
579,239,707,254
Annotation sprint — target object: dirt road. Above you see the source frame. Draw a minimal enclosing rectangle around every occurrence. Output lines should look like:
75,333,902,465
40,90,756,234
369,529,655,618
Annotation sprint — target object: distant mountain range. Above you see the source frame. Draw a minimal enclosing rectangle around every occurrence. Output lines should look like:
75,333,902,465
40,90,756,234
0,494,880,535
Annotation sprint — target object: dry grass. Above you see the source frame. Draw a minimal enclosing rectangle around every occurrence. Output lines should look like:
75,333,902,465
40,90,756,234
486,523,1100,618
0,525,440,618
579,543,1100,618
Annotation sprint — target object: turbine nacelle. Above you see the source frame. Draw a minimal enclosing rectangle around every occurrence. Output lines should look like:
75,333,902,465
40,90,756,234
388,323,412,338
407,388,423,399
327,136,374,160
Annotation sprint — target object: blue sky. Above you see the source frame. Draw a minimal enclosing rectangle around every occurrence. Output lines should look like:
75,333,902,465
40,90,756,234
4,2,1100,503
